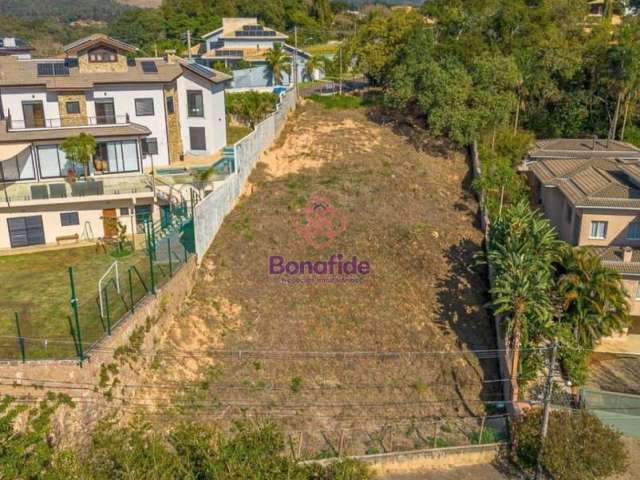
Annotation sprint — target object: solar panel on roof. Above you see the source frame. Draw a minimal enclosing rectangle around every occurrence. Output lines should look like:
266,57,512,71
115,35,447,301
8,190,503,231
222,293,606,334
188,63,215,77
141,61,158,73
37,63,69,76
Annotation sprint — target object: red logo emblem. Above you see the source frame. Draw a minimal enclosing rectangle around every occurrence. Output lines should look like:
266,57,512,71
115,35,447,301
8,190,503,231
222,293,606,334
296,196,348,249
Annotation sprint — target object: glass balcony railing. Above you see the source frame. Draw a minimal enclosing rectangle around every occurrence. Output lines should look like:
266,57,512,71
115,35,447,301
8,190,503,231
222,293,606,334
7,115,130,131
0,177,154,204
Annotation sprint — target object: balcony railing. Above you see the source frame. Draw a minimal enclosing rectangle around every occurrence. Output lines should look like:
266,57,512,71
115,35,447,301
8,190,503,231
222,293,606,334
7,114,130,131
0,177,154,204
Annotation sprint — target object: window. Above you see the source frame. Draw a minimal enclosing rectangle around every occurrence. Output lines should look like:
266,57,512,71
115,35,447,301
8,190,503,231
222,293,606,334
66,101,80,114
187,90,204,117
590,221,608,240
629,222,640,240
7,216,44,248
120,207,130,216
60,212,80,226
88,47,117,63
0,148,35,182
135,205,152,231
36,145,82,179
166,96,174,114
94,140,139,174
95,99,115,125
141,138,159,156
22,101,45,128
135,98,154,116
189,127,207,151
565,204,573,223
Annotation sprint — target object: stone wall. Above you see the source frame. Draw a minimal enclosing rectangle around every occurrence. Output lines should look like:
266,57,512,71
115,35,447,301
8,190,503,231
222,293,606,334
164,82,183,164
57,92,88,127
78,52,129,74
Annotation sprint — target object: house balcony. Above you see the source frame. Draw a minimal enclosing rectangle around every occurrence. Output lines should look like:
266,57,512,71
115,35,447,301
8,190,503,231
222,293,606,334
7,115,131,131
0,116,151,143
0,175,155,208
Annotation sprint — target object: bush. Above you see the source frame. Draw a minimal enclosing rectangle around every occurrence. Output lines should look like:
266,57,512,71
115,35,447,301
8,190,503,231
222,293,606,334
512,409,628,480
226,91,279,128
624,124,640,148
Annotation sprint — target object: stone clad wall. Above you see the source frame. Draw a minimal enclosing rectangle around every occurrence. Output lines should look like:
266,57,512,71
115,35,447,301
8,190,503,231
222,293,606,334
164,82,183,164
57,92,88,127
78,52,129,74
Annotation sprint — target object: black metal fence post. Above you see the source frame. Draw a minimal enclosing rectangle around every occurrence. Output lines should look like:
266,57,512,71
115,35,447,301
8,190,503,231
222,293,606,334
14,312,26,363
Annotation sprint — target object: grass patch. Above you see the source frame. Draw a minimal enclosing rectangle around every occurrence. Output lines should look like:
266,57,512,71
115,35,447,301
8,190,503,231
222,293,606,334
305,42,341,56
227,124,253,145
0,245,170,360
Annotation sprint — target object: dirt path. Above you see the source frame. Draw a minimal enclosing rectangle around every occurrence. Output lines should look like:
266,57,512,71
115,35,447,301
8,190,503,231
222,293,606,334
136,101,499,456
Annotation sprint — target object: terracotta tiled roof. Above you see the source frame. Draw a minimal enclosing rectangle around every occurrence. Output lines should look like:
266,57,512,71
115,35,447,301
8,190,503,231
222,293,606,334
593,246,640,275
530,157,640,208
63,34,137,54
530,138,640,158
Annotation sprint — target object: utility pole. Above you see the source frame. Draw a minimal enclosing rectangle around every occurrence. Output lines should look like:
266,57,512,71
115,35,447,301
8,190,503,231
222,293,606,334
187,29,192,61
339,47,343,95
293,26,298,98
536,339,559,480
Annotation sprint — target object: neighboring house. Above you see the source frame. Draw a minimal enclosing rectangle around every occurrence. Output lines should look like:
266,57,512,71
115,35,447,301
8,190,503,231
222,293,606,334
0,37,33,59
196,17,323,88
0,34,231,250
523,138,640,316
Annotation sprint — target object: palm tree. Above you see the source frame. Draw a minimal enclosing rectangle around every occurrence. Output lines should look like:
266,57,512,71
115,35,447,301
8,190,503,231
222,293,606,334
486,201,560,392
557,246,630,348
265,44,291,86
304,55,326,81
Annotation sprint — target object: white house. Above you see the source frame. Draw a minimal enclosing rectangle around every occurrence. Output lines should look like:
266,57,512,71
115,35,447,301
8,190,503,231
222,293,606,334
0,34,231,250
0,37,33,59
197,18,323,88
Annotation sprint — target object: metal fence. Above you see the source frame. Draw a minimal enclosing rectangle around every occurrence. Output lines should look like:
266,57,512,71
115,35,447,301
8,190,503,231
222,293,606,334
0,207,195,363
193,88,296,259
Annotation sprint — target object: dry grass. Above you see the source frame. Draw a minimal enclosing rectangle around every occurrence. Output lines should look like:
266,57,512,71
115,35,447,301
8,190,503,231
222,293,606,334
140,102,500,456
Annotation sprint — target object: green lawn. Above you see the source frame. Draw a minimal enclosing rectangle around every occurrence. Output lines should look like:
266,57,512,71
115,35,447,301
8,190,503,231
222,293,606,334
0,245,157,360
227,124,253,145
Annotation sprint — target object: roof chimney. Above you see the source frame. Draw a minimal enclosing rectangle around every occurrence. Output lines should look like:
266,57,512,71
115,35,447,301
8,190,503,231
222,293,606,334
623,246,633,263
164,49,178,64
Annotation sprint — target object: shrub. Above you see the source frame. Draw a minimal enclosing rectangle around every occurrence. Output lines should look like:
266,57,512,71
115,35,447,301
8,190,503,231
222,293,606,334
512,409,628,480
226,91,278,128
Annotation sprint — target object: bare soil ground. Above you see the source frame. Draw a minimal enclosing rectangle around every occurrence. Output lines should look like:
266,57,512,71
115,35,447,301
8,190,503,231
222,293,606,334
137,101,499,456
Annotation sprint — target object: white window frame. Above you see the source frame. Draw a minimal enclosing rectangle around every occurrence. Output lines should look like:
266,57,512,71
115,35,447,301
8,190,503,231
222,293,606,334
589,221,608,240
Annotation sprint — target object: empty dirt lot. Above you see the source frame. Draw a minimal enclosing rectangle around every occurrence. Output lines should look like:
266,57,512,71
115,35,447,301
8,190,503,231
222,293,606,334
136,100,500,456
